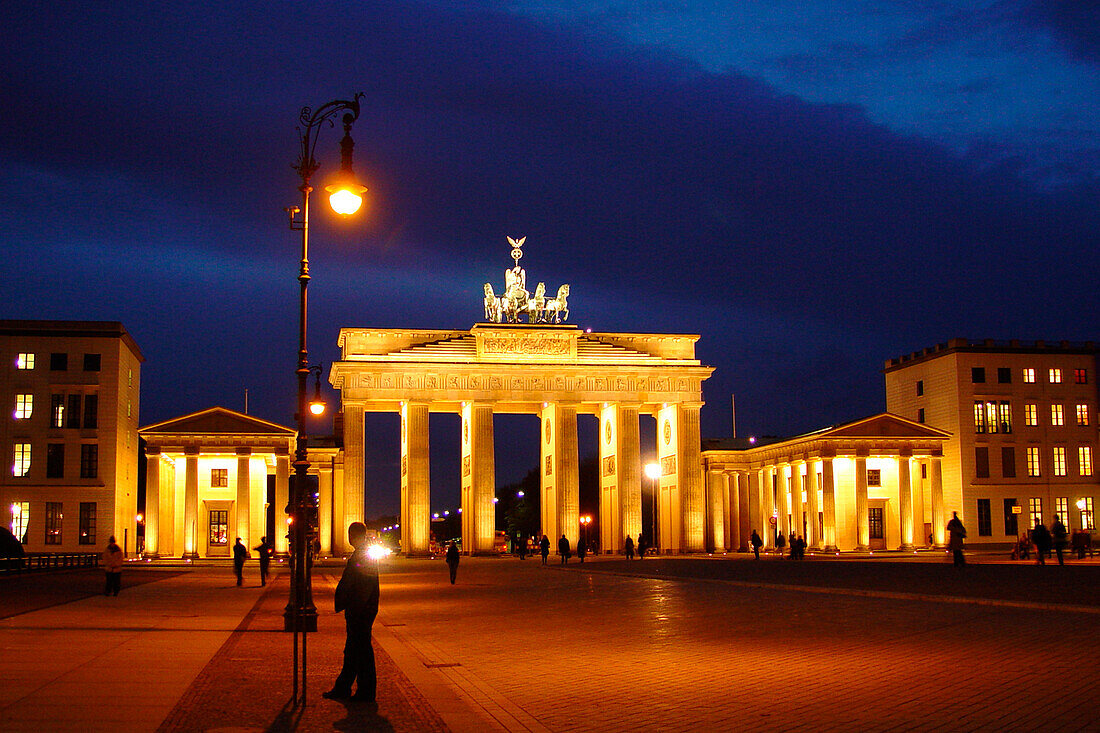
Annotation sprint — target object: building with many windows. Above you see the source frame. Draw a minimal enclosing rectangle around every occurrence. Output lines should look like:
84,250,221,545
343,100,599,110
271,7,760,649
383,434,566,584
0,321,143,554
885,339,1099,546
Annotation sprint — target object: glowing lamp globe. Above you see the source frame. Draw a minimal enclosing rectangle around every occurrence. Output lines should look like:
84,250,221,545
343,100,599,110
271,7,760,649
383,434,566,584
309,400,326,416
325,171,368,216
644,463,662,480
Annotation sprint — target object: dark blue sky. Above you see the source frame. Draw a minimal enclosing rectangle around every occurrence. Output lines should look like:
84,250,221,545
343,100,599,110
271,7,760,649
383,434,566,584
2,1,1097,516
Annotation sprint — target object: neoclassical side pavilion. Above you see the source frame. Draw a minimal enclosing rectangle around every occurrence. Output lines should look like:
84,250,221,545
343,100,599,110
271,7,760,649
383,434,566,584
139,407,295,559
701,414,951,553
329,324,714,555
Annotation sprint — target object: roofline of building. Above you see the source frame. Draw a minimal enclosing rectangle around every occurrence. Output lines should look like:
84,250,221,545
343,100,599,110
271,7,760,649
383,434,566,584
0,319,145,362
884,337,1098,372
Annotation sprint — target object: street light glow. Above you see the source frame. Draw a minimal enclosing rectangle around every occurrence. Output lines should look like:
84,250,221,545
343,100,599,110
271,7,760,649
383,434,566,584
327,186,364,216
644,463,661,480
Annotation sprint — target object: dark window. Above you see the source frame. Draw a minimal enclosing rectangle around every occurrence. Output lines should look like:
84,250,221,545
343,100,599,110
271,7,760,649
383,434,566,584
50,353,67,371
998,367,1012,384
1001,447,1016,478
80,444,98,479
83,394,98,429
79,502,96,545
211,468,228,487
868,507,884,539
208,510,228,546
82,353,101,372
921,463,927,479
975,447,990,478
45,502,62,544
917,408,925,423
50,394,65,428
916,380,924,396
866,469,881,487
1004,499,1019,536
977,499,992,536
46,443,64,478
972,367,986,383
1075,368,1088,385
66,395,81,429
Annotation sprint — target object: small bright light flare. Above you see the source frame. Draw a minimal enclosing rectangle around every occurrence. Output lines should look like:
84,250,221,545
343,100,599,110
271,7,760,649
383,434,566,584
136,513,143,523
366,544,391,560
309,400,326,416
11,504,21,515
492,497,499,504
328,187,364,216
517,491,525,498
444,510,450,516
433,512,440,518
1077,498,1088,510
644,463,661,480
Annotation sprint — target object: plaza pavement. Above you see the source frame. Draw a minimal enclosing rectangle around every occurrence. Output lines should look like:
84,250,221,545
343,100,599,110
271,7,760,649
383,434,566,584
2,552,1098,731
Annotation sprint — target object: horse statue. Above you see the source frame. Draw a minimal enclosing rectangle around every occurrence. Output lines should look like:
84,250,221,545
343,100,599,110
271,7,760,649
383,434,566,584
526,282,546,322
483,283,503,323
544,284,570,323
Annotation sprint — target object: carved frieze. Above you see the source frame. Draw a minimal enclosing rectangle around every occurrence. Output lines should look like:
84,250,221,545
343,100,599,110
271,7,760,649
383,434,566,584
603,455,616,477
661,455,676,476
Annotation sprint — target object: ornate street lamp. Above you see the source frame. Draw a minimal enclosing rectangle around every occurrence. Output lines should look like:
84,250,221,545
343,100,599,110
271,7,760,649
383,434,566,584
284,93,366,707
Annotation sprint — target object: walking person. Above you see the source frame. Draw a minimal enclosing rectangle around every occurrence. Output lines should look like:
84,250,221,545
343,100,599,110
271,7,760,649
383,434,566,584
445,540,460,584
558,534,571,565
323,522,379,704
577,536,587,563
233,537,248,586
253,536,272,587
624,535,635,560
102,535,123,596
1032,520,1052,565
1051,514,1069,565
539,534,550,565
946,511,967,566
775,531,786,556
750,530,763,560
637,534,647,559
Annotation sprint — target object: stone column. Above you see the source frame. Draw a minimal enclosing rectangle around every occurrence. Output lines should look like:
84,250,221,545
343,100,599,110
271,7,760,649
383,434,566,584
183,449,199,559
401,401,431,556
318,463,333,555
822,457,838,551
776,464,790,540
236,448,251,544
806,460,821,549
462,403,496,555
855,454,869,550
618,404,642,552
723,472,736,552
144,449,160,557
332,453,345,554
897,451,914,550
341,407,366,551
275,453,290,556
791,462,805,544
762,468,776,548
656,404,677,553
736,471,750,552
930,455,945,547
747,469,761,546
678,403,705,553
707,470,726,552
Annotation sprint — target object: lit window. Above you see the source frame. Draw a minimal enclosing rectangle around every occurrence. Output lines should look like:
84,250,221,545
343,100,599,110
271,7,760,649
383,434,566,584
1049,368,1062,384
211,468,228,488
1026,447,1041,477
45,502,62,545
1052,447,1067,476
986,402,998,433
1080,498,1095,531
1025,403,1037,426
14,394,32,419
1074,368,1088,385
1023,368,1036,383
16,353,34,370
13,443,30,477
998,402,1012,433
1051,404,1064,426
1029,497,1043,528
1055,497,1068,525
10,501,29,543
973,402,986,433
1077,404,1089,426
1079,446,1093,477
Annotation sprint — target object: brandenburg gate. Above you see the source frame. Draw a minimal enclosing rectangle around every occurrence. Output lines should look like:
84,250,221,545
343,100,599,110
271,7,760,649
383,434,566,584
329,237,713,555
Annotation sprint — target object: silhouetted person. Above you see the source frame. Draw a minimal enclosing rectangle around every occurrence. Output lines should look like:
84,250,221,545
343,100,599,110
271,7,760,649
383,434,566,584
776,531,786,555
253,536,272,586
445,541,460,584
946,512,966,566
324,522,379,704
233,537,248,586
1032,520,1052,565
516,535,527,560
102,536,123,596
540,534,550,565
577,536,587,563
750,530,763,560
1051,515,1068,565
637,534,647,559
624,535,635,560
558,534,571,564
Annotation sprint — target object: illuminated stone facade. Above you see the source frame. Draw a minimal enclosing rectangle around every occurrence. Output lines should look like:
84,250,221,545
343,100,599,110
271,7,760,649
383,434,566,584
885,339,1100,545
702,415,950,552
0,321,143,554
329,324,714,555
139,408,295,558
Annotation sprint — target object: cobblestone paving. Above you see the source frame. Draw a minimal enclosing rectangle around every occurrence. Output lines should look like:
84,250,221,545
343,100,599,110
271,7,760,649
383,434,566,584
377,556,1100,732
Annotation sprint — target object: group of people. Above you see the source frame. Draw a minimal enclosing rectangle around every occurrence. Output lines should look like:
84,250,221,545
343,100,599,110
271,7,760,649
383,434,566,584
747,529,807,560
1018,515,1075,565
231,536,274,586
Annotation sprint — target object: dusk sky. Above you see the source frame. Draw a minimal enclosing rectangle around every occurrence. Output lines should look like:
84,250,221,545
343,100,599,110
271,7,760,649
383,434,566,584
3,1,1097,516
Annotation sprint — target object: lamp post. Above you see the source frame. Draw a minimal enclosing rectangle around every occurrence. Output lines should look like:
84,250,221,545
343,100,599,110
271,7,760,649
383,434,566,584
580,514,592,546
284,93,367,707
644,462,661,554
